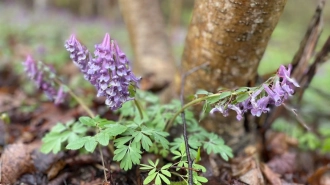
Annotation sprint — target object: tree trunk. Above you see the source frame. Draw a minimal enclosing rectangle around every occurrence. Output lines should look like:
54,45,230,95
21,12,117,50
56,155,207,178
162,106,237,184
119,0,176,100
180,0,287,149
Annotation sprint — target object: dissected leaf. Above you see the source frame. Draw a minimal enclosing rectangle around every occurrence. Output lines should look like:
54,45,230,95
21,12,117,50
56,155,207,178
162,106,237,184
113,143,142,170
104,123,127,136
79,116,95,127
66,137,88,150
84,137,97,152
143,172,157,185
95,132,110,146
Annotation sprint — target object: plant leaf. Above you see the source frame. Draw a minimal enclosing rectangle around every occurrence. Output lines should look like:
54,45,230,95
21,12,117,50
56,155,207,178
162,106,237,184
66,137,88,150
79,116,96,127
95,132,110,146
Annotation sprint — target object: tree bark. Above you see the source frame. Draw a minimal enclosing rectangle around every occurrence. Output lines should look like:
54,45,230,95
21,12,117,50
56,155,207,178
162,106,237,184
182,0,287,92
180,0,287,148
119,0,176,100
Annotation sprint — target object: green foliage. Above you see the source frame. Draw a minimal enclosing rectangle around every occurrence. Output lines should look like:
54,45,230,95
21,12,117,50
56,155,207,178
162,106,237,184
41,120,87,154
41,89,232,183
271,118,330,152
140,150,208,185
113,142,142,170
196,87,256,121
140,159,172,185
318,123,330,153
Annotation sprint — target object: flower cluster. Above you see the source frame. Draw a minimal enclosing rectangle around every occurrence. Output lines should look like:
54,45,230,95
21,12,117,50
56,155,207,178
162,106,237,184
65,33,140,110
23,56,66,105
211,65,300,120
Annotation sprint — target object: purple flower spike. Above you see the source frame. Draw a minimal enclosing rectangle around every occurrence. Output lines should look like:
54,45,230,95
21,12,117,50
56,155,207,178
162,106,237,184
65,33,140,110
209,64,299,121
64,34,92,81
23,56,66,105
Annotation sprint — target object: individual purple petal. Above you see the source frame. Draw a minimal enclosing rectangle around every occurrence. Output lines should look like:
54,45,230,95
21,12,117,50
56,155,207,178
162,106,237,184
210,105,229,117
250,88,263,108
273,80,288,100
54,86,66,105
250,96,270,117
277,65,300,87
263,84,283,106
282,83,294,96
228,104,243,120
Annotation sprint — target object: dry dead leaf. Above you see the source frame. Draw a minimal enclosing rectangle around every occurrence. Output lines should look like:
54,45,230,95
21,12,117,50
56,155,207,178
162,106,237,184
232,155,264,185
266,132,289,157
267,152,296,175
308,164,330,185
0,143,34,184
261,163,282,185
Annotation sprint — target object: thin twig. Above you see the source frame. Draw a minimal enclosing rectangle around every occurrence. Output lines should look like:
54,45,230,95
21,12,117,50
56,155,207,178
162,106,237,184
179,62,209,185
282,103,311,131
0,159,2,182
165,93,219,131
99,145,108,182
170,165,201,172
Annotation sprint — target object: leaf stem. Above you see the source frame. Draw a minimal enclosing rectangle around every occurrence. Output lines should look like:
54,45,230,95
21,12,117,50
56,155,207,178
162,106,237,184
165,94,220,132
53,78,95,118
134,99,144,119
53,78,108,182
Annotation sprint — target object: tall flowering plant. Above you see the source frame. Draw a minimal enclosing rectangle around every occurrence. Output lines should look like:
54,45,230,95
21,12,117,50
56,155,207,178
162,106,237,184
65,33,140,110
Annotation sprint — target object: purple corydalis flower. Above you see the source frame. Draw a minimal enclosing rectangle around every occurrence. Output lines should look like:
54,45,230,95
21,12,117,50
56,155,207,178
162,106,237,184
263,84,283,106
23,56,66,105
210,105,229,117
65,33,140,110
251,96,270,117
210,65,299,120
228,104,243,120
277,65,300,87
65,34,91,81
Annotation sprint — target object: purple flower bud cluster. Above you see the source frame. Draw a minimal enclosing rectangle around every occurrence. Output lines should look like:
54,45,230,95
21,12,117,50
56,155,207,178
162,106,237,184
23,56,66,105
65,33,140,110
211,65,300,120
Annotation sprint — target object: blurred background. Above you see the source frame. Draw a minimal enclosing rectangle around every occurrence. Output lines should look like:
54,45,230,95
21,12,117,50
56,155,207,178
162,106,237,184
0,0,329,147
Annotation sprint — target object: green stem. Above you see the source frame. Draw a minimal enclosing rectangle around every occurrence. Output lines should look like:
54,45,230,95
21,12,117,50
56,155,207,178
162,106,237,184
54,78,108,182
165,94,221,132
134,99,144,119
54,78,95,118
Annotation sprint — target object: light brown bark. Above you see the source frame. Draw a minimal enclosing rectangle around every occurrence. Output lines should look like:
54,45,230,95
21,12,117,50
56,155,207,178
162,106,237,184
180,0,287,149
182,0,287,93
119,0,176,98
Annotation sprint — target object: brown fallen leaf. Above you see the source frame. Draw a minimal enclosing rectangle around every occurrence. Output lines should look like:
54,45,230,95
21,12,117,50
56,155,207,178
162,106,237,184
0,143,34,184
261,163,281,185
308,164,330,185
232,154,264,185
266,131,289,157
267,152,296,175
